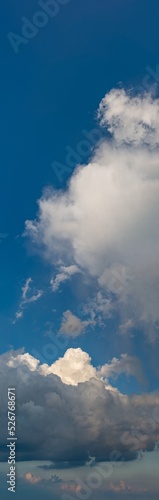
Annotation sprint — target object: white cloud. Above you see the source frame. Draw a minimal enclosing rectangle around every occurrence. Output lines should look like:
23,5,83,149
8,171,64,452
21,277,43,305
59,310,94,337
7,347,143,387
15,311,23,320
40,348,97,385
25,89,159,339
50,264,81,291
7,352,40,371
22,277,32,301
98,89,159,147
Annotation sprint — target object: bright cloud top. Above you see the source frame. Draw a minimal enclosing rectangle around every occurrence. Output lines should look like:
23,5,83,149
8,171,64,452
25,90,159,338
7,347,142,386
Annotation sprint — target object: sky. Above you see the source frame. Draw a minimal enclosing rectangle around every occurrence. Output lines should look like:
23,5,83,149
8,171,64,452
0,0,159,498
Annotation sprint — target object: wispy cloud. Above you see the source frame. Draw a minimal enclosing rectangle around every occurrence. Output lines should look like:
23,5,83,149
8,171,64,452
50,264,81,292
13,277,43,323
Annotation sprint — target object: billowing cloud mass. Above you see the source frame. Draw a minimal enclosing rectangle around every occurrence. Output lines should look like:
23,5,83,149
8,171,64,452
39,348,97,385
1,348,159,463
25,89,159,339
6,347,143,386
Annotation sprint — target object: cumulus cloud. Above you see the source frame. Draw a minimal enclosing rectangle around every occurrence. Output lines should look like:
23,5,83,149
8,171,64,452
6,347,142,387
1,348,159,464
25,89,159,340
98,89,159,147
7,352,40,371
50,264,81,291
40,348,97,385
59,310,94,337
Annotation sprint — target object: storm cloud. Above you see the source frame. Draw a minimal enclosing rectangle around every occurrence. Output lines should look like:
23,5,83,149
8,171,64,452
1,349,159,464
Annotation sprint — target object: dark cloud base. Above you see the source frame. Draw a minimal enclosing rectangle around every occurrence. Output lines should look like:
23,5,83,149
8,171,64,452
1,351,159,464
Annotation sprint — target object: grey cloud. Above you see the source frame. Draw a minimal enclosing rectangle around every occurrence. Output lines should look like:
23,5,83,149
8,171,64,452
1,350,159,464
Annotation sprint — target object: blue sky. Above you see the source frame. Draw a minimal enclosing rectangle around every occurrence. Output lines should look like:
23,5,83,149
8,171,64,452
1,0,159,498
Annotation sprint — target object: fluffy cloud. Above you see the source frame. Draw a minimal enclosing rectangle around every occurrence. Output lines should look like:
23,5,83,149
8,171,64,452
7,352,39,371
6,347,142,387
98,89,159,147
1,349,159,464
25,89,159,339
59,310,94,337
40,348,97,385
